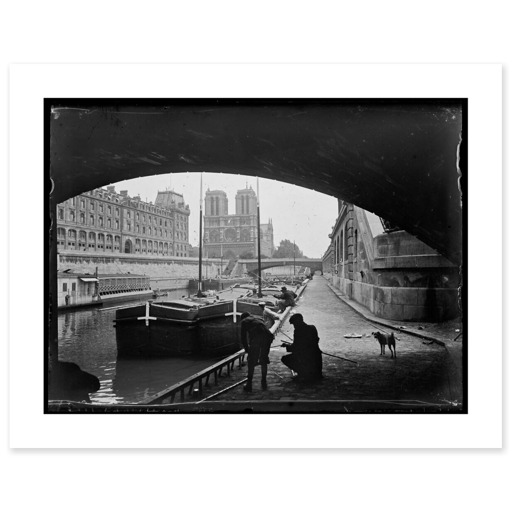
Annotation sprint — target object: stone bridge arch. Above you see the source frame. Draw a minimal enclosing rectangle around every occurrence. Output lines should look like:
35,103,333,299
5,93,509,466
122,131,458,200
49,99,464,264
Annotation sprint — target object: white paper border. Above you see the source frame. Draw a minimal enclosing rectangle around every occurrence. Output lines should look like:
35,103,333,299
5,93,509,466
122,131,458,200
9,63,502,448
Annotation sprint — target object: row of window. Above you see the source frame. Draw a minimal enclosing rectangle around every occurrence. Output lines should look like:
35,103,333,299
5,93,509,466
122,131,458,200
124,221,176,239
205,217,253,227
125,210,173,225
66,198,120,215
66,194,188,222
333,225,358,264
57,228,188,256
59,212,186,241
60,206,178,228
82,190,121,203
83,190,177,217
60,210,121,229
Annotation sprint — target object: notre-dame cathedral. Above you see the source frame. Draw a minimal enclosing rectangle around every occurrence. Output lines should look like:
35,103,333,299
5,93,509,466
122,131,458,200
203,186,274,260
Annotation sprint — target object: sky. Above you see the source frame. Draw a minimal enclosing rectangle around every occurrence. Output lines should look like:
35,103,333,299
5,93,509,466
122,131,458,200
111,171,338,258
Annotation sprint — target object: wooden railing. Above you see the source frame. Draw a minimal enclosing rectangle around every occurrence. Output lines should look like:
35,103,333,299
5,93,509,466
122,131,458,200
138,350,248,405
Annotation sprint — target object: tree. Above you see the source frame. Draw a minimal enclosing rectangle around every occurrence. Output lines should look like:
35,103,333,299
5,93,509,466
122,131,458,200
273,239,305,258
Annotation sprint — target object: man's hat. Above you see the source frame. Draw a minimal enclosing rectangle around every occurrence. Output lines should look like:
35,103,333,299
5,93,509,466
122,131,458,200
241,312,251,319
258,302,266,307
281,286,287,291
289,313,303,324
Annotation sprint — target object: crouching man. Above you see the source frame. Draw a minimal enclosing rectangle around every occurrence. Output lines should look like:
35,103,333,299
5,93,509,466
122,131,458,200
281,313,323,382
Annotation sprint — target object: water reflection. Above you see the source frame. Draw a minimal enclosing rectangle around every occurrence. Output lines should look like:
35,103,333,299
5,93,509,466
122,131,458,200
57,289,223,404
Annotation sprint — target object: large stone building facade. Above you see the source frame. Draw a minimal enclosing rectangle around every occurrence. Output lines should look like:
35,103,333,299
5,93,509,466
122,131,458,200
57,186,190,258
203,186,274,259
324,200,460,322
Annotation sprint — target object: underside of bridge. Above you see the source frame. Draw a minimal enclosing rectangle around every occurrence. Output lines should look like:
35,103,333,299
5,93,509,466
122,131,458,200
49,99,464,264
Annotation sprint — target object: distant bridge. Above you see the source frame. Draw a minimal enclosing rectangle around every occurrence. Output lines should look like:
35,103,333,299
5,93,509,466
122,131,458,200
238,258,322,274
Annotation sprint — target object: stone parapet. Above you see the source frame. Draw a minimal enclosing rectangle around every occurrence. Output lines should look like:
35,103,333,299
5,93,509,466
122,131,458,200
334,279,459,322
58,252,219,286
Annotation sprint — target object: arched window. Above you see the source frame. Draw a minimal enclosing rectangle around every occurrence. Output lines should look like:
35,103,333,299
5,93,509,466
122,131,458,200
88,232,96,249
89,214,94,226
78,230,86,250
57,228,66,248
124,239,132,254
344,225,349,261
67,229,76,249
98,233,105,249
80,212,85,224
69,210,75,222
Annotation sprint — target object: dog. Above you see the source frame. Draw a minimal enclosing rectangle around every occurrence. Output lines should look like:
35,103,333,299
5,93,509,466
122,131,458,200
372,331,396,358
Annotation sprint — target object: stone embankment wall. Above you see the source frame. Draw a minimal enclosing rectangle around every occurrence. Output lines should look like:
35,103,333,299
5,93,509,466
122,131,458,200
329,208,460,322
58,252,221,290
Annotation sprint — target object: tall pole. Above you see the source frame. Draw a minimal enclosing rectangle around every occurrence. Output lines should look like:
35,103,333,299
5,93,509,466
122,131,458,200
198,173,204,296
256,177,262,298
293,239,296,278
220,242,223,278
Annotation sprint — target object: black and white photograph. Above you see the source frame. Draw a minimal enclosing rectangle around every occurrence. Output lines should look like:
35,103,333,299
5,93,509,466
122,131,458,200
45,98,467,414
3,3,509,511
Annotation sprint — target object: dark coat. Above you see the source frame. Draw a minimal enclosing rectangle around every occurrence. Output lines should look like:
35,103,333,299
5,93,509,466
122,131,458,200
283,322,322,378
241,316,274,366
274,290,297,307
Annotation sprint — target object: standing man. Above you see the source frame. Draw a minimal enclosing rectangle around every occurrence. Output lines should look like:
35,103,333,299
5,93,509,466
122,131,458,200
281,313,322,381
240,312,275,392
273,286,297,313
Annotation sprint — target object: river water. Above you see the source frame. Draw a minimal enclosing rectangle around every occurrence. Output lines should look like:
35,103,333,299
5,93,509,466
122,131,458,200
57,288,225,404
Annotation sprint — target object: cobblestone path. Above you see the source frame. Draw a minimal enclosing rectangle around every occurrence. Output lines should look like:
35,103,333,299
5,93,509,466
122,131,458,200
167,277,463,411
